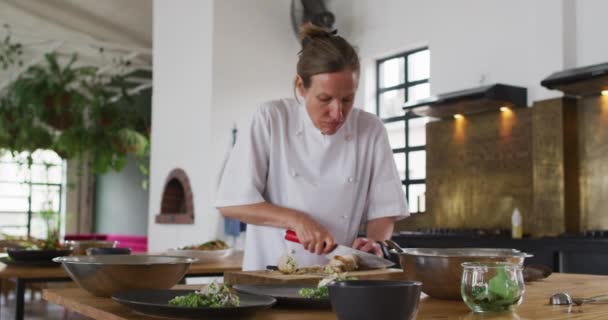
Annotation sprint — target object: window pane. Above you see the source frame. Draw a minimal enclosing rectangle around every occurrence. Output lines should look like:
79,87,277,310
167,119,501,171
0,182,29,198
31,149,63,164
393,152,406,180
408,50,430,82
408,117,429,147
384,121,405,149
0,197,29,212
407,83,431,103
0,213,28,234
408,184,426,213
0,149,64,238
408,151,426,180
30,185,61,212
379,57,405,88
0,162,29,182
379,89,405,119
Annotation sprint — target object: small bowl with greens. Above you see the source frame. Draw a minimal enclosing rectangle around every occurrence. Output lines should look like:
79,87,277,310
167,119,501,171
461,262,525,313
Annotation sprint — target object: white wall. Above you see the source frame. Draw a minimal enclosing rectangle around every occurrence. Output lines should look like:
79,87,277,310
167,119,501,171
576,0,608,66
148,0,214,251
343,0,570,110
150,0,298,251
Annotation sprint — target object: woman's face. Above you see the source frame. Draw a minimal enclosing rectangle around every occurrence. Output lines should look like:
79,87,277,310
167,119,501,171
297,70,358,135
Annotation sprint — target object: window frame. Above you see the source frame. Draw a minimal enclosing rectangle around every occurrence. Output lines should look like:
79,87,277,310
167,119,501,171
375,47,429,213
0,153,65,237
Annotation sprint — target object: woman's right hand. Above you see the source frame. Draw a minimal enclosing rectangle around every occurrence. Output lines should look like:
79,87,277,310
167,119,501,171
291,212,336,255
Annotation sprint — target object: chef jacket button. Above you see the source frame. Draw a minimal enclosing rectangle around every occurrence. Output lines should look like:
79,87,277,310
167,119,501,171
342,215,348,219
347,177,355,183
291,170,298,177
296,130,303,136
345,134,352,141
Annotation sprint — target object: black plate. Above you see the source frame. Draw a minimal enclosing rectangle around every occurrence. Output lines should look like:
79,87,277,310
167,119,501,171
0,256,61,267
7,248,72,263
112,289,276,319
234,284,331,309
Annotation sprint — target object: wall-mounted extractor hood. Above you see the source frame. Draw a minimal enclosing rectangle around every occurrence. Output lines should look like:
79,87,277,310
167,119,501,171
541,62,608,97
403,84,527,119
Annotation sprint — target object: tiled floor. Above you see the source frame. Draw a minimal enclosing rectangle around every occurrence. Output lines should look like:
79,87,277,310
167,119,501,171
1,290,91,320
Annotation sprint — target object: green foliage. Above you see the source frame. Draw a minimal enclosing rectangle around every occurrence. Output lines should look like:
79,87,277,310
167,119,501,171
469,267,521,312
169,282,240,308
0,28,151,177
299,286,329,299
0,24,23,70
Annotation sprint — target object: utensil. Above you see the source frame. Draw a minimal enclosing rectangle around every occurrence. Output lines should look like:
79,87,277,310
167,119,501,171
327,280,422,320
284,230,394,269
461,262,525,313
386,241,532,300
53,255,196,297
112,289,276,319
234,284,331,308
549,292,608,305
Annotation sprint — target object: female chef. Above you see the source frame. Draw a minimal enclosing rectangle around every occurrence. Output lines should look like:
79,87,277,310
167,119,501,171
215,25,408,271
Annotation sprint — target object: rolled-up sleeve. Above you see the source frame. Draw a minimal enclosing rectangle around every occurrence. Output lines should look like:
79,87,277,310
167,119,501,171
214,106,270,207
363,123,410,222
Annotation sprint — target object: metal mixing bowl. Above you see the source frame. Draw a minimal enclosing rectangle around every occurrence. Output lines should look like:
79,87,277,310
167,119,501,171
54,255,196,297
390,247,532,300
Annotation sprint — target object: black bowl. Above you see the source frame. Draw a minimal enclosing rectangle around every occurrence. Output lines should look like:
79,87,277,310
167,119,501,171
328,280,422,320
7,248,73,263
87,247,131,255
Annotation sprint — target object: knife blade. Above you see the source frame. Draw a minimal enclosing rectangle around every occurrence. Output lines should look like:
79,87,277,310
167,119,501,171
285,230,394,269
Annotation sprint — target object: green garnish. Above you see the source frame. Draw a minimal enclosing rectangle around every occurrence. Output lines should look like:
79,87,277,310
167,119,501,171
169,281,239,308
468,267,521,312
298,286,329,299
298,273,357,299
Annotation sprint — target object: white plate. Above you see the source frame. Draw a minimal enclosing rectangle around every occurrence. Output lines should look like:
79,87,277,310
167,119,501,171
166,248,234,263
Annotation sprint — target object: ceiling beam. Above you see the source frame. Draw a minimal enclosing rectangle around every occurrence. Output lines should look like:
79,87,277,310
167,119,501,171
3,0,150,48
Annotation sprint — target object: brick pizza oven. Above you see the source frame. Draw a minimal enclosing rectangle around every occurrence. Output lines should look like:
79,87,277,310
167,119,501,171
155,168,194,224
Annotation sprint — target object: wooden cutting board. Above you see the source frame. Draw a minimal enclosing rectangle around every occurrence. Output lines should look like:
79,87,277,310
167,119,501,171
224,268,406,286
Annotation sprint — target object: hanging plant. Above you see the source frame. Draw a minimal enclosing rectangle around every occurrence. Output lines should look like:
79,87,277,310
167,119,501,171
0,24,151,177
0,24,23,70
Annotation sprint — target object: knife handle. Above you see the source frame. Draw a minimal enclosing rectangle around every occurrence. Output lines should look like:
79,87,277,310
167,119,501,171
285,230,300,243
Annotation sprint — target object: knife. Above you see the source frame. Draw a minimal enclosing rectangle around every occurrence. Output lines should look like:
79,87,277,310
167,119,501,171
284,230,394,269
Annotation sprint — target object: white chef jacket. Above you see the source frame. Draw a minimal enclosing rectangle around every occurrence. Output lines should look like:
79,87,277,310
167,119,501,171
215,98,409,271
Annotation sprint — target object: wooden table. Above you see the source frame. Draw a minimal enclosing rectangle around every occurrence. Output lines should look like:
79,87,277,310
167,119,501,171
0,252,242,320
42,273,608,319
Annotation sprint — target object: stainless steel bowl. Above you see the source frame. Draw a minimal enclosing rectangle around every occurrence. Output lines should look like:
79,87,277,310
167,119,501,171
54,255,196,297
390,247,532,300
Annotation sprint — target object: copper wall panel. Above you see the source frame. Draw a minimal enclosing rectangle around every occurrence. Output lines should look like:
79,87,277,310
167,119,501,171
579,96,608,230
426,108,534,230
532,99,566,236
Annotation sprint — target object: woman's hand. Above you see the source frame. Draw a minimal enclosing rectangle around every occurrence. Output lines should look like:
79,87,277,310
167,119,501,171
292,213,336,255
352,237,383,257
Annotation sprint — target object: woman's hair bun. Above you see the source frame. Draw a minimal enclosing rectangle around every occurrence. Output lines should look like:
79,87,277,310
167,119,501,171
299,24,337,47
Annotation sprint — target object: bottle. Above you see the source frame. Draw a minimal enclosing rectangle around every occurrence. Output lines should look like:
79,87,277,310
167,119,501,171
511,208,523,239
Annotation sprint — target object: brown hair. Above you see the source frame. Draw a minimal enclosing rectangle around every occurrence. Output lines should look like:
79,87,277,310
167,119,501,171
296,24,360,89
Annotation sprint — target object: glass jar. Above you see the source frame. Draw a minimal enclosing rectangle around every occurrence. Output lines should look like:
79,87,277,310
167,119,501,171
461,262,525,313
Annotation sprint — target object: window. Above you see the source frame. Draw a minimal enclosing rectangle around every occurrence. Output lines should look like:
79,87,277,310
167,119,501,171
0,150,66,239
376,48,430,213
